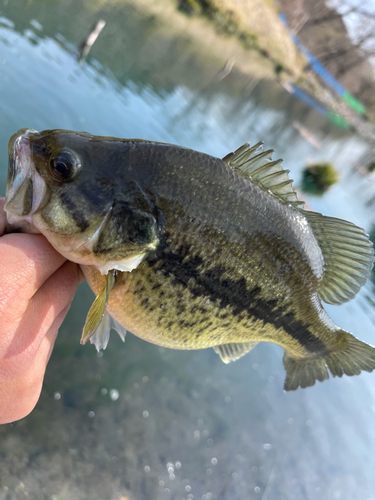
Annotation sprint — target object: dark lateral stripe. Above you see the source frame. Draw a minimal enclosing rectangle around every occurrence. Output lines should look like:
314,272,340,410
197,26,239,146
151,245,328,355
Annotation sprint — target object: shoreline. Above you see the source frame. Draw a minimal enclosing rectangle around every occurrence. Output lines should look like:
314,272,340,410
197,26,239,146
184,0,375,144
86,0,375,143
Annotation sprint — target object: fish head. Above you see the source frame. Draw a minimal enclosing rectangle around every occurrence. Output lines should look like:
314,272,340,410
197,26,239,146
5,128,163,274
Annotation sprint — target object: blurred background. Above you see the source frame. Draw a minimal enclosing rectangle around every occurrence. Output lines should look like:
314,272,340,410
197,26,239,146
1,0,375,499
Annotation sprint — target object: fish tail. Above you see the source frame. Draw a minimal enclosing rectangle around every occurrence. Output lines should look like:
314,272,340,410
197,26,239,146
283,331,375,391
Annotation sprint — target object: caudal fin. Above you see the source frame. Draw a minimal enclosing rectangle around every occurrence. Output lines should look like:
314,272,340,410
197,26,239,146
283,331,375,391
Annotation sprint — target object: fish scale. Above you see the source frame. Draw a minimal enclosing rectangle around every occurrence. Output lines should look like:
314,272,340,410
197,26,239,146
4,128,375,390
83,202,326,356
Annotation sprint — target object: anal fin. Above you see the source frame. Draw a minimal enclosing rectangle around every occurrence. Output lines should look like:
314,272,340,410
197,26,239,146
214,341,258,363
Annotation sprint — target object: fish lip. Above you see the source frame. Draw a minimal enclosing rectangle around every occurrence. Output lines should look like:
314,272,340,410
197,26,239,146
5,128,46,227
5,128,37,206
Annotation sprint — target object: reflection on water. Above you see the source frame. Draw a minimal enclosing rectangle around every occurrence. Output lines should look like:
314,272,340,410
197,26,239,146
1,1,375,499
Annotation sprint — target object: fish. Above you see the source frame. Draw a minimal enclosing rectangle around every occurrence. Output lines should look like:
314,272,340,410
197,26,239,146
4,128,375,391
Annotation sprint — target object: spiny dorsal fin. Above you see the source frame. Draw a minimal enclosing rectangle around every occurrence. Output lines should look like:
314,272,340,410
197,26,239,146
303,210,374,305
223,142,304,207
214,341,258,363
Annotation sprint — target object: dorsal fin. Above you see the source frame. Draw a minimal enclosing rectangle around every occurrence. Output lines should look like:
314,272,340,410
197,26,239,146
303,210,374,305
223,142,304,207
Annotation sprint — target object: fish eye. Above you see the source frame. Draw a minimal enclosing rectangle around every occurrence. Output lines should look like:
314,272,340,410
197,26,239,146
49,150,81,182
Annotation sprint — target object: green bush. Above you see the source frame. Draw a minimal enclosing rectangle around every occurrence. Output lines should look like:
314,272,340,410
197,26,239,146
178,0,202,15
301,161,339,196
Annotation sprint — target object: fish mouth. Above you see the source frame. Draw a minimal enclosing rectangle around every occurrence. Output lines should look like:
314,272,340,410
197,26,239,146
4,128,47,230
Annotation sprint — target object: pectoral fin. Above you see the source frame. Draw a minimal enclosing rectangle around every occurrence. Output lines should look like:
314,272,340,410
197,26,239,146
214,341,258,363
81,270,117,348
88,311,127,351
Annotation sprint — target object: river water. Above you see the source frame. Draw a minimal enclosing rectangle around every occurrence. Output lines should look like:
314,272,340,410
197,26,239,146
1,1,375,499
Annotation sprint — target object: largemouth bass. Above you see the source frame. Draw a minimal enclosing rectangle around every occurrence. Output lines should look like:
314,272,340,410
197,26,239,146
4,128,375,390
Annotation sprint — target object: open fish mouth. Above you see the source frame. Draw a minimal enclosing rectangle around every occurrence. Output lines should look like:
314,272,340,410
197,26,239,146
5,128,47,231
4,128,151,271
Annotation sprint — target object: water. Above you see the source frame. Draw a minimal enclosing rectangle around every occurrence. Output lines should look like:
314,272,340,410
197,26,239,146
1,1,375,499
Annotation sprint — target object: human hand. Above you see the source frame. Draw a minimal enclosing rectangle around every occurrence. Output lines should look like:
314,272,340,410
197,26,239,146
0,196,83,424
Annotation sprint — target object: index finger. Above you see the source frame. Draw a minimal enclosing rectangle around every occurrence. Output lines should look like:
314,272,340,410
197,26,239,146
0,233,68,306
0,195,68,299
0,203,69,324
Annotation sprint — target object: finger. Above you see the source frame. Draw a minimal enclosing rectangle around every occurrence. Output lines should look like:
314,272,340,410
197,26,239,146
43,303,72,362
0,233,68,317
0,195,84,288
0,304,70,425
0,197,5,236
1,260,80,365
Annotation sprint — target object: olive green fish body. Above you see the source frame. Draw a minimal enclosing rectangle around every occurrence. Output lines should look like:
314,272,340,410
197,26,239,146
74,143,327,356
75,140,327,357
83,220,330,359
5,129,375,390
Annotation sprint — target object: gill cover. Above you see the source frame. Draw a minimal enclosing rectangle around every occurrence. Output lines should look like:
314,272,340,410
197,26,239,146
93,183,165,274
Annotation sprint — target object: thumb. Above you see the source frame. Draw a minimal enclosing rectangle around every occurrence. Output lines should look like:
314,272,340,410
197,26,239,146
0,197,6,237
